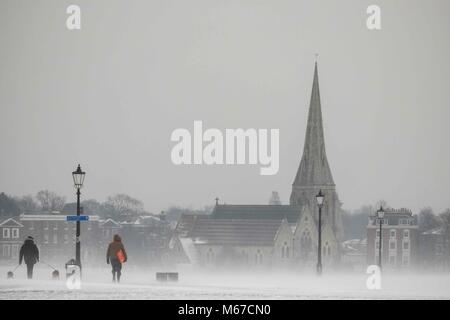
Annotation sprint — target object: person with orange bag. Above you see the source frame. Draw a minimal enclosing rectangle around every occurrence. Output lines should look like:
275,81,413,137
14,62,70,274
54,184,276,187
106,234,127,283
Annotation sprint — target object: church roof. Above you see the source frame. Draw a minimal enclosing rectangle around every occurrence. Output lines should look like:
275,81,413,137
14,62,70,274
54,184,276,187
175,205,303,237
212,204,302,223
189,217,284,246
293,62,335,187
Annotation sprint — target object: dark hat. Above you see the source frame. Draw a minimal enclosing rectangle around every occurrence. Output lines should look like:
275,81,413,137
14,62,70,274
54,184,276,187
27,236,34,240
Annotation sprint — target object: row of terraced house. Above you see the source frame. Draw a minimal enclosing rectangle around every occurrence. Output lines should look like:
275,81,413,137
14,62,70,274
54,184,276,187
0,212,187,268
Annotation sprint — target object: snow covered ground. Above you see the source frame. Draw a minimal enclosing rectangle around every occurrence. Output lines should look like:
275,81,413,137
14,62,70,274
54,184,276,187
1,265,449,300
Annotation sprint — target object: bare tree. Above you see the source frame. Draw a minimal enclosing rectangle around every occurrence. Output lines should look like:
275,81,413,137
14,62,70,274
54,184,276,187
14,195,38,214
439,208,450,225
81,199,102,216
374,199,388,210
418,207,441,232
104,194,144,220
0,192,20,216
36,190,66,213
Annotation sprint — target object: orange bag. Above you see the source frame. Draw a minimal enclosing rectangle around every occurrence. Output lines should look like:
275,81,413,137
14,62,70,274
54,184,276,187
116,249,126,263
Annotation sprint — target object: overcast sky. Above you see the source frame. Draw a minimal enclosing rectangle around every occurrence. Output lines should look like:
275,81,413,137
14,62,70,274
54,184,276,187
0,0,449,214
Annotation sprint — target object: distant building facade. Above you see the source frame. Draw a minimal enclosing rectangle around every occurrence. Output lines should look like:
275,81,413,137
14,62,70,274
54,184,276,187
419,222,450,270
0,213,186,267
0,218,24,262
366,208,419,269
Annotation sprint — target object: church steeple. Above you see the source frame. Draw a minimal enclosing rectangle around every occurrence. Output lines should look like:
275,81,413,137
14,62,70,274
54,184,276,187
293,62,334,187
290,61,343,257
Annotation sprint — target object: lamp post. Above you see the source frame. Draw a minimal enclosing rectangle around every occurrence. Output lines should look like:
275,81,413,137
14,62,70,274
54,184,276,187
376,206,385,271
72,164,85,268
316,189,324,276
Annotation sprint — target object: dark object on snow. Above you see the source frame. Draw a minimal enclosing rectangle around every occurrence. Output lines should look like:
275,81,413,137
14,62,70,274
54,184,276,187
52,270,60,280
7,264,20,279
156,272,167,282
19,237,39,279
156,272,179,282
168,272,178,282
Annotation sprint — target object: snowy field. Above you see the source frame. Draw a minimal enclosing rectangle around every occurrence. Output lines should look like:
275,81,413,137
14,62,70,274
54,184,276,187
0,265,449,300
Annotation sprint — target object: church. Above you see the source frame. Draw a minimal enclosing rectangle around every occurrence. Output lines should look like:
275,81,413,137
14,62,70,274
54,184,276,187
176,62,344,269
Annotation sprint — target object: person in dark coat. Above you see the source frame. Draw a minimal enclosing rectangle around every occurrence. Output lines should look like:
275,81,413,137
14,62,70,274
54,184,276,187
106,234,127,283
19,236,39,279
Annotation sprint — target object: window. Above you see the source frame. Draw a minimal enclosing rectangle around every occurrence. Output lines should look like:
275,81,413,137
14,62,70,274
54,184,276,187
403,241,409,250
2,244,11,257
255,249,263,265
389,255,396,265
2,228,11,239
389,241,396,250
12,228,19,238
29,221,34,230
403,230,409,238
44,221,49,230
11,244,19,258
53,234,57,244
390,230,396,238
242,250,248,263
64,222,69,230
44,234,49,244
375,240,380,250
53,222,58,230
402,255,409,266
282,241,289,259
64,234,69,243
376,230,380,238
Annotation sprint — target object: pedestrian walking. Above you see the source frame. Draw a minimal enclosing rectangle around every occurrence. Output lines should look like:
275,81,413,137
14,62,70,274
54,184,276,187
19,236,39,279
106,234,127,283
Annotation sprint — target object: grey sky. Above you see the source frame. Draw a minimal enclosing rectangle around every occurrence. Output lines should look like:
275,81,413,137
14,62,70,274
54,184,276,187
0,0,449,214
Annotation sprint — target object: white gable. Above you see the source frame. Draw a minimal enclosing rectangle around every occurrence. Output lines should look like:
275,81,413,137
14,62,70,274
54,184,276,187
0,218,24,227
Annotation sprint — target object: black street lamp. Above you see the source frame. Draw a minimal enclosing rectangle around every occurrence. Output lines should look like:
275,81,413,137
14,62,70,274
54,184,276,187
376,206,385,271
72,164,85,268
316,189,324,276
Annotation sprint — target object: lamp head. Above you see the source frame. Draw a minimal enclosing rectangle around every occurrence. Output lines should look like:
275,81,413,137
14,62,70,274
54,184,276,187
72,164,85,189
377,205,385,219
316,189,325,207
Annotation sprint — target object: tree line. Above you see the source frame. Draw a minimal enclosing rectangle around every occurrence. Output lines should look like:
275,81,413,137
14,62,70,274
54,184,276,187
0,191,149,221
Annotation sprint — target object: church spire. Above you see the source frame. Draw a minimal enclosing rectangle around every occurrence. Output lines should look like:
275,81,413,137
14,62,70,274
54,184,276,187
293,62,335,187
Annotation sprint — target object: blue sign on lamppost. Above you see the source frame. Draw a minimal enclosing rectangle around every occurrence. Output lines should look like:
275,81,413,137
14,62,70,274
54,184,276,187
66,215,89,222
